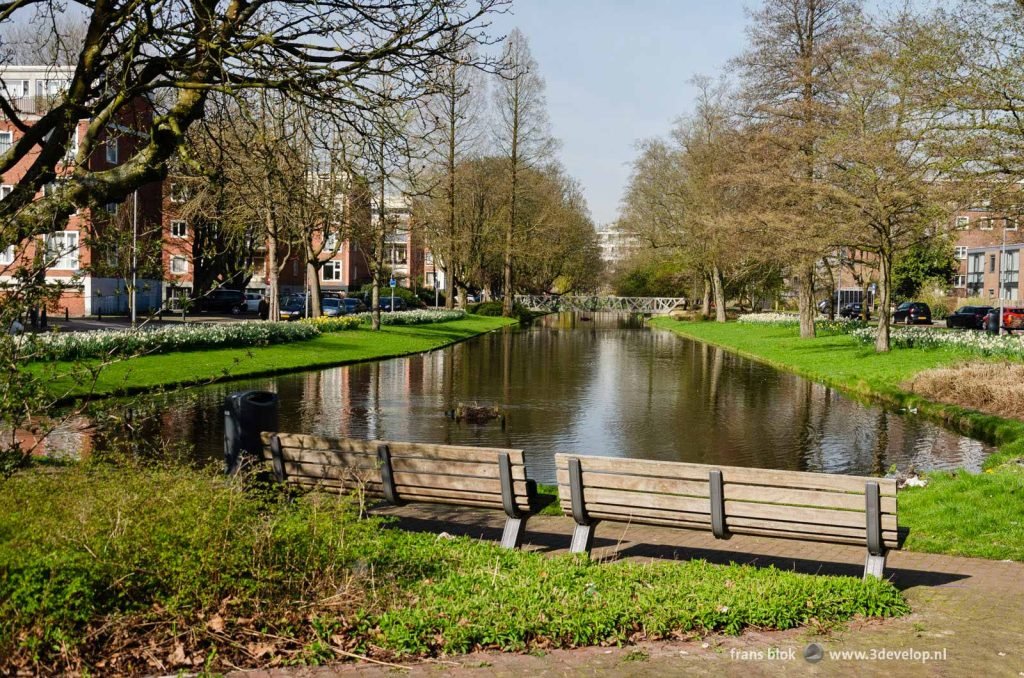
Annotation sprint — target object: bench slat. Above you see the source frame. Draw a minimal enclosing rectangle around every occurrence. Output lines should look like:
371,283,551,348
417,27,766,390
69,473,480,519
393,471,531,498
278,447,378,469
725,500,898,531
724,484,898,514
554,454,897,496
558,485,710,516
727,515,900,542
559,500,712,526
288,476,385,497
265,433,525,465
555,470,709,498
390,457,527,480
281,460,379,484
731,525,900,549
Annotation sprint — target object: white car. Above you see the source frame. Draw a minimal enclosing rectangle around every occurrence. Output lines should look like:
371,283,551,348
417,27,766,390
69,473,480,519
244,292,264,313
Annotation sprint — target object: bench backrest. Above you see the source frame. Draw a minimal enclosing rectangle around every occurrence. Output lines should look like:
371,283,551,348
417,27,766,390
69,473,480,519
260,432,534,514
555,454,899,550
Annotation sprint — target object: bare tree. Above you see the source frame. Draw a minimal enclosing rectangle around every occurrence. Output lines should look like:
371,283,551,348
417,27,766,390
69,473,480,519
734,0,863,337
492,28,555,316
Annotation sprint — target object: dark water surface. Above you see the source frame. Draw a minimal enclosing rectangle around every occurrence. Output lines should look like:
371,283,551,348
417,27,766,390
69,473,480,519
63,313,991,483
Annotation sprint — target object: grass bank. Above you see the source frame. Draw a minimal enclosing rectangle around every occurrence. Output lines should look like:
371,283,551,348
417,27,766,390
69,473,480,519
42,315,516,399
0,462,909,675
649,317,1024,561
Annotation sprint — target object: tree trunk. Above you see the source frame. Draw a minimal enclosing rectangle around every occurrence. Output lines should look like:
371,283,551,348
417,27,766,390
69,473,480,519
797,261,816,338
266,211,280,320
307,260,322,318
443,262,455,309
712,264,727,323
701,275,712,319
823,256,836,321
875,249,892,353
457,283,468,309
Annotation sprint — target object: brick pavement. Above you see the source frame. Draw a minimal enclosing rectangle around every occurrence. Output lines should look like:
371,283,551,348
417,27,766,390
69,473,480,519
233,505,1024,678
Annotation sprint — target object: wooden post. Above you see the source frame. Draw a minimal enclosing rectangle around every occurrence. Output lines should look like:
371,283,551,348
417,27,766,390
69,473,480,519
377,444,401,505
270,434,286,483
568,457,597,555
864,481,886,579
498,452,527,549
709,470,728,539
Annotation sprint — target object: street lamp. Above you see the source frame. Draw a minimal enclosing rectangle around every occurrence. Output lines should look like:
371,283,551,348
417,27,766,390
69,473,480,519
999,223,1007,336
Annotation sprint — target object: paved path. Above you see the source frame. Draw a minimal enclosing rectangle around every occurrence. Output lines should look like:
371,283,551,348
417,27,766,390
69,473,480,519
235,506,1024,677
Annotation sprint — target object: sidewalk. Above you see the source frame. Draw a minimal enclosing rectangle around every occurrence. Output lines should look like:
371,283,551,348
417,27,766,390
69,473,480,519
235,505,1023,677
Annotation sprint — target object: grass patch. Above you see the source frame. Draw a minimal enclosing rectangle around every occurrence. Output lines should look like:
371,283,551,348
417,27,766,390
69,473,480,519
39,315,515,400
650,318,1024,561
0,462,909,674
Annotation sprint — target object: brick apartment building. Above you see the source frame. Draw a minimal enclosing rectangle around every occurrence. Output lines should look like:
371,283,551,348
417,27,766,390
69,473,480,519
951,208,1024,303
0,65,163,316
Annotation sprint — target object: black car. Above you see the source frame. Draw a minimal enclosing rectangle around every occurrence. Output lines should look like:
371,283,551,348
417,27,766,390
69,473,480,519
321,298,345,317
342,298,368,315
196,289,246,315
279,297,308,321
379,297,408,312
839,302,870,320
946,305,993,330
892,301,932,325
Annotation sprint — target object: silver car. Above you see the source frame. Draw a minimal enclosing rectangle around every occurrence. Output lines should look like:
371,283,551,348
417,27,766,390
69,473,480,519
244,292,264,313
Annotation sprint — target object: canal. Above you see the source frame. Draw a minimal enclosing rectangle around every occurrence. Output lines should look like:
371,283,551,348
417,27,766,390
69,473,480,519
60,312,991,483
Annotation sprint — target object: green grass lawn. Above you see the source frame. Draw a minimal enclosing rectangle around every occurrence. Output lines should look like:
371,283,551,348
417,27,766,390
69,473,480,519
649,317,1024,561
43,315,516,398
0,462,909,674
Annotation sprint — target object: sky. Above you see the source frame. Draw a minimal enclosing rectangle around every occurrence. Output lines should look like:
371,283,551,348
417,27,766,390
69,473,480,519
488,0,751,228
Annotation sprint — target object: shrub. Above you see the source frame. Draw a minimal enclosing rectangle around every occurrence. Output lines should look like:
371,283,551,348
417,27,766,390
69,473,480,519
356,284,425,308
301,315,362,332
26,321,320,362
736,313,866,335
468,301,534,322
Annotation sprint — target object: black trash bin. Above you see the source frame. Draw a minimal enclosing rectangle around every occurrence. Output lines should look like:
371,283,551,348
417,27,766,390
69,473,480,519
224,390,279,474
985,311,1000,334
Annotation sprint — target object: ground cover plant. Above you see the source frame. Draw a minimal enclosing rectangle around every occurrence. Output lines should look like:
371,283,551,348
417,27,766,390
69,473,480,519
650,317,1024,561
0,461,909,675
354,308,467,325
852,325,1024,360
38,315,515,399
301,315,363,332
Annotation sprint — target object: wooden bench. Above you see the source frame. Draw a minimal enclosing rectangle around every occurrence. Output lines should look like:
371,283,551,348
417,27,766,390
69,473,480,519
259,432,553,549
555,454,900,579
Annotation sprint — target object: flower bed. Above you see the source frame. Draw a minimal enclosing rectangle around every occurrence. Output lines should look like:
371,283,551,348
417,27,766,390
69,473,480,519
852,326,1024,359
737,313,866,334
27,321,320,362
300,316,362,333
356,309,467,325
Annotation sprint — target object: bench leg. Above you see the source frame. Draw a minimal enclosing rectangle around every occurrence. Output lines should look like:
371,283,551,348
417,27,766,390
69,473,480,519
864,551,887,580
570,522,597,555
501,516,528,549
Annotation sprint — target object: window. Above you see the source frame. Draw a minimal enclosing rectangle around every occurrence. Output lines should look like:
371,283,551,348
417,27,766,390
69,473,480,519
967,253,984,296
45,230,79,270
955,246,968,260
981,219,994,231
35,79,68,99
105,138,118,164
954,274,966,288
0,131,11,155
169,183,187,203
324,233,339,251
1008,219,1019,231
105,202,119,216
322,260,343,281
386,242,408,265
0,245,13,265
425,250,434,265
170,220,187,238
991,254,997,273
2,79,29,97
0,185,12,200
170,255,188,275
955,216,970,230
1002,249,1020,300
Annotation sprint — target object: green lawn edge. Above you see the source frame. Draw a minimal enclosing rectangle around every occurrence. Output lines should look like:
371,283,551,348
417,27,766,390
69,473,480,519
649,317,1024,561
42,315,517,401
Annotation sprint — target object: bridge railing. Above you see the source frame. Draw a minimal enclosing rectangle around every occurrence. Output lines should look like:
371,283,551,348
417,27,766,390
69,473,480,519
514,295,687,314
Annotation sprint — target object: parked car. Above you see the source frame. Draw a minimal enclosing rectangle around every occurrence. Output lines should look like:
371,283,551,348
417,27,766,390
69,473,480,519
244,292,264,313
839,302,870,320
196,289,246,315
342,298,368,315
946,305,993,330
983,307,1024,334
321,298,345,317
892,301,932,325
379,296,408,312
279,297,308,321
817,299,832,314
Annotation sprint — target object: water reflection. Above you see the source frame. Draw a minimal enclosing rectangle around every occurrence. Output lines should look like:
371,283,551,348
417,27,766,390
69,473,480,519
48,313,990,482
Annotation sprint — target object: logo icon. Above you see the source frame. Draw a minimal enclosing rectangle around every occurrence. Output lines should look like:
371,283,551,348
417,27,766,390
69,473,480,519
803,643,824,663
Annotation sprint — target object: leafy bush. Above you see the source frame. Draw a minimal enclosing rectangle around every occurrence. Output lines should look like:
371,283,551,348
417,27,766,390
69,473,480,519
301,315,362,332
355,309,466,325
0,462,909,673
26,321,320,362
852,326,1024,358
468,301,534,322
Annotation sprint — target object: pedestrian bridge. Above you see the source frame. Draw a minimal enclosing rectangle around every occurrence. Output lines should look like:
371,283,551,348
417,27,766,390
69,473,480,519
514,295,687,315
